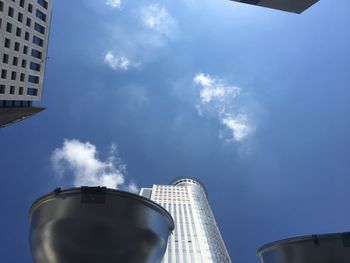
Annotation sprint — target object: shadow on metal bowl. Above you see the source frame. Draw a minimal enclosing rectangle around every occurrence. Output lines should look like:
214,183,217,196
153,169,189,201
29,187,174,263
257,232,350,263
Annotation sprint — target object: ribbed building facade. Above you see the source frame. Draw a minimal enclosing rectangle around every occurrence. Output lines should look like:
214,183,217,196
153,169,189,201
140,178,231,263
0,0,52,127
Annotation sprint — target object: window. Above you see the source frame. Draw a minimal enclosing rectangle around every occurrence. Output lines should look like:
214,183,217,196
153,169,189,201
28,75,39,84
16,27,22,37
27,88,38,96
20,73,25,82
20,0,24,8
3,101,13,107
26,17,31,27
34,23,45,34
19,86,24,95
33,35,43,47
0,85,5,94
31,49,42,59
10,86,15,94
18,12,23,22
36,10,46,22
6,22,12,33
4,38,10,48
37,0,48,9
21,59,27,68
25,31,29,40
23,45,28,54
8,7,14,17
0,18,2,28
13,56,18,66
22,101,31,107
30,62,41,71
14,101,22,107
28,3,33,13
14,42,20,51
0,1,3,12
1,70,7,79
3,54,9,64
11,71,17,80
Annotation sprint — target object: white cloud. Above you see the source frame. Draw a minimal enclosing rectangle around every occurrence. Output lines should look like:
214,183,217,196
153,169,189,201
194,73,241,104
141,4,177,37
101,3,179,68
194,73,255,142
51,139,136,191
126,182,139,194
106,0,121,9
221,114,253,142
104,51,140,71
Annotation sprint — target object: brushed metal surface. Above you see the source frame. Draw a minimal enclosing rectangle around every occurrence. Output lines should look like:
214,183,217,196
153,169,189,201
257,233,350,263
29,187,174,263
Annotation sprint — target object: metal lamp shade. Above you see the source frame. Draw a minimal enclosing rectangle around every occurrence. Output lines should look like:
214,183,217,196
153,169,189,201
257,233,350,263
29,187,174,263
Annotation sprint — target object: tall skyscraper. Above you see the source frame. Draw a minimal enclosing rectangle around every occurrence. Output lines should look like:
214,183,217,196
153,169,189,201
140,177,232,263
0,0,52,127
230,0,319,14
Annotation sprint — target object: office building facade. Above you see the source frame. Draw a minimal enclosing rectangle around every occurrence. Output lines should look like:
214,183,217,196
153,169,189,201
140,177,232,263
0,0,52,127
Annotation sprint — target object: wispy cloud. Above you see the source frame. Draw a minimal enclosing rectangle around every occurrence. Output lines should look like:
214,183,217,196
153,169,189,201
126,182,139,193
221,114,253,142
104,51,140,71
106,0,121,9
141,4,178,38
101,3,178,69
194,73,241,104
194,73,255,142
51,139,138,192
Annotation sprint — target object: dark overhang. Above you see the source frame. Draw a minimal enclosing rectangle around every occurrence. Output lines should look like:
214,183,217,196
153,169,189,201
0,106,45,128
230,0,320,14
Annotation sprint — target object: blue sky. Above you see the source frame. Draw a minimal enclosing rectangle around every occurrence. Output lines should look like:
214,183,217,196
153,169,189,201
1,0,350,262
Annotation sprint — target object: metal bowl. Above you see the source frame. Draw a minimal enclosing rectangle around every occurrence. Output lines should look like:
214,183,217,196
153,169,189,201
29,187,174,263
257,232,350,263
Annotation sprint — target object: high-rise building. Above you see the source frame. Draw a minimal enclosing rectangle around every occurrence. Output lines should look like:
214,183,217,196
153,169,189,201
230,0,319,14
0,0,52,127
140,177,232,263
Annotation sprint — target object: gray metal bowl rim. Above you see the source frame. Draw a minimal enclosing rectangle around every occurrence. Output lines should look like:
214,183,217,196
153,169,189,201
29,187,175,231
257,232,350,257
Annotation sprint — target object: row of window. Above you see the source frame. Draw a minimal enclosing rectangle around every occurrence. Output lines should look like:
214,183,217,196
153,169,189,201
3,6,46,34
155,188,189,192
0,0,48,13
3,54,41,71
0,100,32,108
2,19,46,40
1,69,40,84
2,51,42,68
0,85,38,96
1,0,32,12
3,37,44,59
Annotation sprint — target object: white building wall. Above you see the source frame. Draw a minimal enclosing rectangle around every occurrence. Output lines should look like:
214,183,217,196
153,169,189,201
0,0,52,102
140,178,232,263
